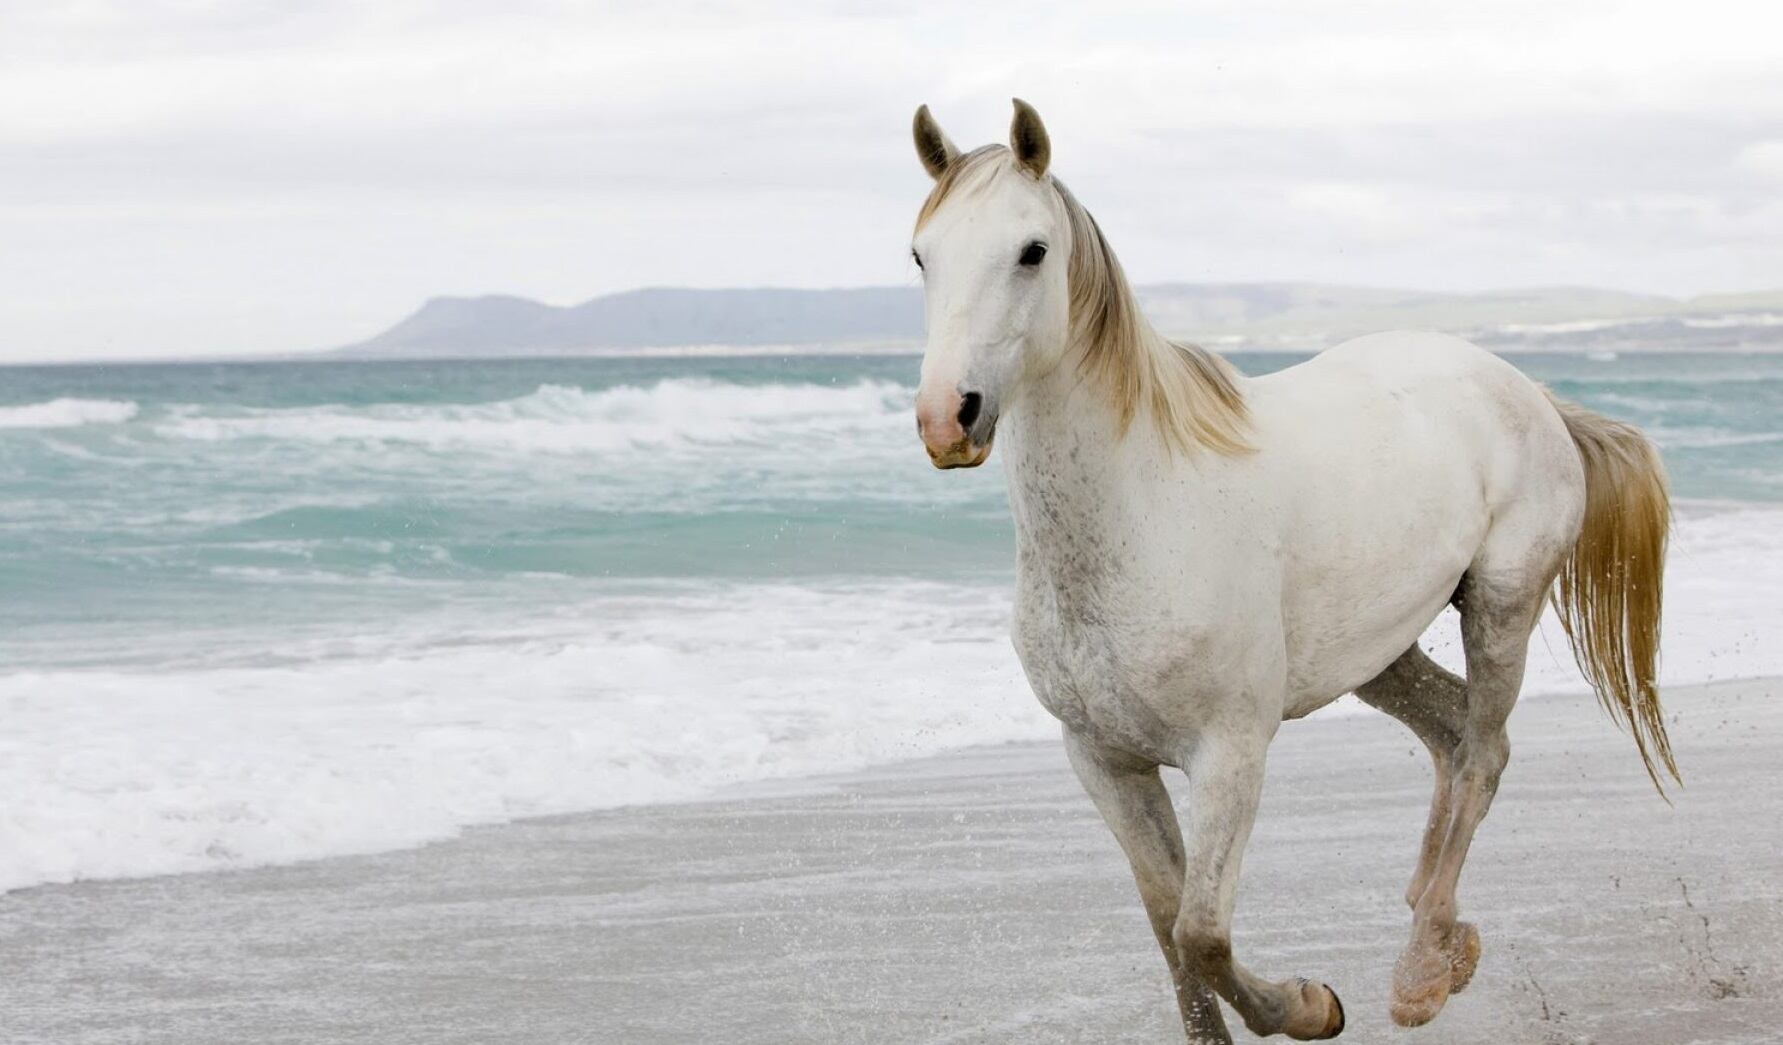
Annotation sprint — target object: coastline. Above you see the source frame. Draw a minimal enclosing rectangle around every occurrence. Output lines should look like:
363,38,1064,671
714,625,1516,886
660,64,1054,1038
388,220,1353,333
3,679,1778,1043
10,337,1783,369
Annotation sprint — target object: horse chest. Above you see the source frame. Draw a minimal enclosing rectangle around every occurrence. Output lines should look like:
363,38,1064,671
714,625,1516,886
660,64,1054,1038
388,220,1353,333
1011,582,1229,763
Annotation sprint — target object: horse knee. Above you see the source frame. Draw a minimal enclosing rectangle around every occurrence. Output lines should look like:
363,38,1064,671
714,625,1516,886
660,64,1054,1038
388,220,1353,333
1171,922,1232,980
1457,732,1510,790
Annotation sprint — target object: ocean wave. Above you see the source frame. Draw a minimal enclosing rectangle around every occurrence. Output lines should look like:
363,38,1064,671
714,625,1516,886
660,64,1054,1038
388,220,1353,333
4,501,1782,894
1487,317,1654,336
152,380,912,453
0,398,138,429
1647,427,1783,450
1680,312,1783,329
0,581,1048,892
1484,312,1783,337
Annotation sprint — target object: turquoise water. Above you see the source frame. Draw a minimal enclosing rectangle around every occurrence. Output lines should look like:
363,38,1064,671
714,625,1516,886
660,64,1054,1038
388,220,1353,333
2,356,999,668
2,348,1780,892
2,352,1780,668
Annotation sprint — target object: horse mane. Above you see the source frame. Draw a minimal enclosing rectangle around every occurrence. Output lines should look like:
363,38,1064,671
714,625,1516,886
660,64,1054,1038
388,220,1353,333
916,146,1251,457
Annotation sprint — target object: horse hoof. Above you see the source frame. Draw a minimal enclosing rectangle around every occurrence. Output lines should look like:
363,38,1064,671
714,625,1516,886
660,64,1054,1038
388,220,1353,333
1284,979,1345,1040
1318,985,1346,1039
1447,921,1482,994
1390,946,1453,1028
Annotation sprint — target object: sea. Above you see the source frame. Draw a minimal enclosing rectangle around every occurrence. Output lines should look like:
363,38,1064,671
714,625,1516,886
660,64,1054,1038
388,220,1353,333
3,331,1782,892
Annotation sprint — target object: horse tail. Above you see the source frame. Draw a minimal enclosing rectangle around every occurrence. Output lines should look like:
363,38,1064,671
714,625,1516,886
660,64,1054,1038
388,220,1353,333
1546,392,1678,795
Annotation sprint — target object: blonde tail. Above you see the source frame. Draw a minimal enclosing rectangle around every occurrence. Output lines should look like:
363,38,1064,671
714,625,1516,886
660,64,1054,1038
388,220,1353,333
1547,393,1678,795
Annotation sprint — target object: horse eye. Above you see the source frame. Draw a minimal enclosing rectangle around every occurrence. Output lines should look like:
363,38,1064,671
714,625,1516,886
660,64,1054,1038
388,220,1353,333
1019,241,1047,266
911,249,924,270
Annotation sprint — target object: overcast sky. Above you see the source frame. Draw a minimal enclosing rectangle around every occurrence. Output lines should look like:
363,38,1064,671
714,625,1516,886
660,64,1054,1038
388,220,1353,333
3,1,1781,362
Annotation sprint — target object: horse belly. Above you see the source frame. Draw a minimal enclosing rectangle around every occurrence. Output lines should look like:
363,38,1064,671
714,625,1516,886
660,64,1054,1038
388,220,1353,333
1281,580,1462,717
1277,476,1485,715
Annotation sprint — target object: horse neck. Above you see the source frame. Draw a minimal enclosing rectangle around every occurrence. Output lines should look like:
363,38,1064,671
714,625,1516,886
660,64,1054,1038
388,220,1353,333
1000,336,1171,573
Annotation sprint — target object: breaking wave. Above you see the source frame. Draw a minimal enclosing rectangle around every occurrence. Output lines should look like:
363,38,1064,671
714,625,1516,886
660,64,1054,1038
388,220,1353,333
0,398,138,429
153,380,912,453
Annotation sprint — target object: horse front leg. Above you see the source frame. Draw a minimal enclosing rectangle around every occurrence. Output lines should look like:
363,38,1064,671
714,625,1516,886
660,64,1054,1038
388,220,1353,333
1171,729,1347,1041
1064,729,1232,1044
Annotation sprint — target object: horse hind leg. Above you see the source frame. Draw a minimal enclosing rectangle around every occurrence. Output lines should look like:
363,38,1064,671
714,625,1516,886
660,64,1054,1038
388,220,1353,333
1354,646,1482,993
1356,645,1464,911
1387,569,1552,1028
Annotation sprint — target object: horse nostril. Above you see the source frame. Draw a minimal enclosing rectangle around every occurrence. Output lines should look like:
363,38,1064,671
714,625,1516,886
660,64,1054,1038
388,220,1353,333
957,392,983,431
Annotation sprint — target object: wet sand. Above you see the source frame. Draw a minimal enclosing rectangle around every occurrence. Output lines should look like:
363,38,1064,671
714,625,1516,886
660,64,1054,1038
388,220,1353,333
2,679,1779,1043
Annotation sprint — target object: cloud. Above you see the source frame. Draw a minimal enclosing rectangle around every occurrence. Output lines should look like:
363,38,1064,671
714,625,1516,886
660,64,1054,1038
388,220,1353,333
1,0,1780,360
1737,140,1783,179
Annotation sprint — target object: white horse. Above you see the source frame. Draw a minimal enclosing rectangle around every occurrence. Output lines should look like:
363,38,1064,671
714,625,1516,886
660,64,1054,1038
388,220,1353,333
908,100,1675,1043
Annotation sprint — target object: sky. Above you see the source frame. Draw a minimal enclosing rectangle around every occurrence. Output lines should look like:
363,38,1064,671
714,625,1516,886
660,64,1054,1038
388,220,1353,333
3,1,1781,362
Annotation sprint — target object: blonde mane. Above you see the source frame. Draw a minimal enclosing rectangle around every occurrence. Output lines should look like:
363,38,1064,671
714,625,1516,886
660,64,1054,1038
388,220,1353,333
917,146,1251,456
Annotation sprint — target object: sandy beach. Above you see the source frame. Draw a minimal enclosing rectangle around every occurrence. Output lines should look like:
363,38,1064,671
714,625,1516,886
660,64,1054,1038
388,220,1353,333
2,679,1778,1044
9,6,1783,1044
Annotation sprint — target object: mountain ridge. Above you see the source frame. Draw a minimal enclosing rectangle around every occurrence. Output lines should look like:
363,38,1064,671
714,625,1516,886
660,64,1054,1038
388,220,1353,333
331,283,1783,358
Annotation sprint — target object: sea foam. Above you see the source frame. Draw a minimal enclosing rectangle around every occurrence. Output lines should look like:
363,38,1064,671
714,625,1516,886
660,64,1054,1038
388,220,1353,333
0,398,138,429
2,504,1779,894
153,380,910,454
0,581,1047,892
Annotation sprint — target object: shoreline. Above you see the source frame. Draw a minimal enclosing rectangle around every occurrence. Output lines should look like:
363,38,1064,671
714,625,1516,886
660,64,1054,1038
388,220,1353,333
8,340,1783,369
0,670,1771,900
3,678,1778,1043
0,673,1773,897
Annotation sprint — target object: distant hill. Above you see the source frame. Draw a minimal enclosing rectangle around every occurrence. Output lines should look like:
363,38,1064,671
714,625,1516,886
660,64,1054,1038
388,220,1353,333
331,283,1783,358
334,287,921,358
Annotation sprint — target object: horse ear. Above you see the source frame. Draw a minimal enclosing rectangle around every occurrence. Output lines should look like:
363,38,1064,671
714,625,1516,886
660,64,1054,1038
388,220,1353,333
1009,98,1050,178
913,104,959,180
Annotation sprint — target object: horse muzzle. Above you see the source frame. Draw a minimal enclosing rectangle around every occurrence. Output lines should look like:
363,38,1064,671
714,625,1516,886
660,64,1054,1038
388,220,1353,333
924,433,994,469
916,388,996,469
